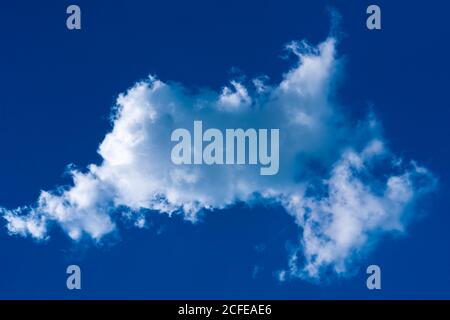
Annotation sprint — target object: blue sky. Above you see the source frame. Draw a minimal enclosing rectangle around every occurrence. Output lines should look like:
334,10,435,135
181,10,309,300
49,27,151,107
0,0,449,299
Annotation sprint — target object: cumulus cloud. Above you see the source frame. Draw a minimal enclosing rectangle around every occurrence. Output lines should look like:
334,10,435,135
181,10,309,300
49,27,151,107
283,141,435,279
0,32,436,280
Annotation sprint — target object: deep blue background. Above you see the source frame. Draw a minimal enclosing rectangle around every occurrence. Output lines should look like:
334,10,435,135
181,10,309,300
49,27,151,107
0,0,449,298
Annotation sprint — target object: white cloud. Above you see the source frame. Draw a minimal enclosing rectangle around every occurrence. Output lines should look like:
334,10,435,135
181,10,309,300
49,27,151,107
218,80,252,110
0,33,436,280
283,141,435,279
